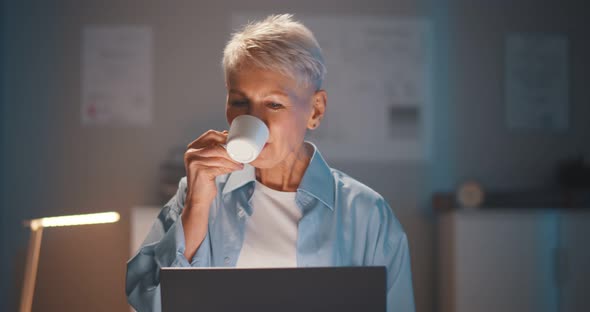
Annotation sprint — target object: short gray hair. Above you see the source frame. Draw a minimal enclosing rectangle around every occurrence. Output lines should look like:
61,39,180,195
222,14,326,90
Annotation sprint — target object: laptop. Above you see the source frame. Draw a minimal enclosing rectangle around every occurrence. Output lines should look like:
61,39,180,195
160,266,386,312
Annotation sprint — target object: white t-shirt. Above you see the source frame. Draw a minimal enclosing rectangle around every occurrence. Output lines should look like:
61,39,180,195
235,180,302,268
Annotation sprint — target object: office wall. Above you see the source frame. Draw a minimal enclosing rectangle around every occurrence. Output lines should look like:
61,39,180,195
2,1,588,312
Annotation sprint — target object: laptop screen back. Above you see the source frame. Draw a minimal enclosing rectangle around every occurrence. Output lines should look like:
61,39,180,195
160,266,386,312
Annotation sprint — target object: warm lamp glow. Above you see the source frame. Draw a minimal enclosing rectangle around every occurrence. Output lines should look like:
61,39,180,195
28,212,120,230
20,211,120,312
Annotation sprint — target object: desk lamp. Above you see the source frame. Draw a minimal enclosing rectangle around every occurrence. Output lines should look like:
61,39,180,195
20,211,120,312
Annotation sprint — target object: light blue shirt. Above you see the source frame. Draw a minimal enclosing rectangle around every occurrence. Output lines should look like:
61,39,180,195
126,143,415,312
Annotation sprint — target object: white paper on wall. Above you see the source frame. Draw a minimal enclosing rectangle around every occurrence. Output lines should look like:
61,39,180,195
231,14,431,161
81,26,153,126
505,33,569,131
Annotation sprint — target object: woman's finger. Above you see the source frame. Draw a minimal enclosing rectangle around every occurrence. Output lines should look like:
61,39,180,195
184,146,236,165
187,130,228,149
189,144,238,162
186,155,243,171
198,164,241,180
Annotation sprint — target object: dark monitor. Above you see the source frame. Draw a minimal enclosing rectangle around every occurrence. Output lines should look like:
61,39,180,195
160,266,386,312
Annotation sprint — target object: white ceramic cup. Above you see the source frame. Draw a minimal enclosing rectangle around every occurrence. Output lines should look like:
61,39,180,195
226,115,269,163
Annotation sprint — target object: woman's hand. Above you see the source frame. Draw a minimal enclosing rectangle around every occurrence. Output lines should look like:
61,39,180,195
181,130,244,261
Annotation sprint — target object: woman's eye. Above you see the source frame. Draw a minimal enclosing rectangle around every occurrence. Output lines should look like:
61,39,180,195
267,102,284,110
230,100,248,107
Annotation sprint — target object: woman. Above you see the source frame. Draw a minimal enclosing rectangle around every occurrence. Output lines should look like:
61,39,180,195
126,14,415,312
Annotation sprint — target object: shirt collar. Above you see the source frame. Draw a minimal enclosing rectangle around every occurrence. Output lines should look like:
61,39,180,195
221,141,335,211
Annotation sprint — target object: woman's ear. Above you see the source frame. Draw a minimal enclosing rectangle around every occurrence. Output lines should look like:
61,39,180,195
308,90,327,130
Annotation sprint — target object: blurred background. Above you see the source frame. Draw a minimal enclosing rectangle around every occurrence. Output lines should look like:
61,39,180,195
1,0,589,311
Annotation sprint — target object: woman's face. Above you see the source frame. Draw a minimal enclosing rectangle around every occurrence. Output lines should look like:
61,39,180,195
225,66,325,169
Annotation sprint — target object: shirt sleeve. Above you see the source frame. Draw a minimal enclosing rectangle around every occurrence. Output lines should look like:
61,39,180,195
367,199,416,312
125,177,212,312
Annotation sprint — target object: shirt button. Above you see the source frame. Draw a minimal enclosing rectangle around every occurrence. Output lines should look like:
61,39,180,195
224,257,231,265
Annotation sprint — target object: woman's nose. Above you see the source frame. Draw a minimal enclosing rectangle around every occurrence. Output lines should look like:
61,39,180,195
244,106,267,123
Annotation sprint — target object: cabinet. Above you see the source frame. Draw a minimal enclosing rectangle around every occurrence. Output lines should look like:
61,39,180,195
129,206,161,312
130,206,161,258
558,212,590,312
438,209,590,312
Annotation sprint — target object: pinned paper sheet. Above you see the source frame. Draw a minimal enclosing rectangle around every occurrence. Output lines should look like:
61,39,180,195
81,26,153,126
505,33,569,131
